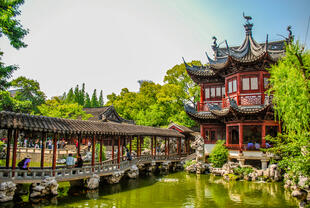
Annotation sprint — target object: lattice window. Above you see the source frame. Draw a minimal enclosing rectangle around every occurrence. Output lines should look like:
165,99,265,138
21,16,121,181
251,77,258,90
205,88,210,98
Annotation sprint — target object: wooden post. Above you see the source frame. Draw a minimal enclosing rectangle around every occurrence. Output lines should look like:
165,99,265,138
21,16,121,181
12,129,19,176
179,138,181,156
154,136,157,156
77,134,81,155
92,135,96,169
262,124,266,148
112,137,115,160
151,136,153,156
167,138,170,156
52,133,58,176
129,136,132,154
226,125,229,147
100,136,103,163
136,136,139,157
239,124,243,151
139,136,142,156
165,138,167,156
121,137,124,161
40,132,46,169
6,129,12,169
117,136,120,164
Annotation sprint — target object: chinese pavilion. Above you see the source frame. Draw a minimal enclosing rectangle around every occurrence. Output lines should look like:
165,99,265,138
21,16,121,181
184,16,288,167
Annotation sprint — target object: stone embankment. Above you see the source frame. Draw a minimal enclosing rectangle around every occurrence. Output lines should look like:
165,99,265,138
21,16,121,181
30,177,59,198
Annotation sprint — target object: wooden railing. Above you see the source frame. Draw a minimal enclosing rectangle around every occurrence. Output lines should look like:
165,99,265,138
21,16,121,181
0,154,182,182
197,94,273,111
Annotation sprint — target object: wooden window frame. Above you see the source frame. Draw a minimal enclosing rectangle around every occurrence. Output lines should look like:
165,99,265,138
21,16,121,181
228,77,237,94
241,75,259,92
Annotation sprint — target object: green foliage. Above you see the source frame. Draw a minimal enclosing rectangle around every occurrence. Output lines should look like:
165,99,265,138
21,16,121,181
233,167,254,176
266,42,310,177
95,143,106,161
209,140,228,168
84,93,91,108
0,140,5,152
91,89,99,107
0,0,28,90
61,83,103,108
106,61,199,127
0,59,17,90
0,0,28,49
0,90,32,113
99,90,104,107
184,160,197,168
37,97,92,120
10,76,46,113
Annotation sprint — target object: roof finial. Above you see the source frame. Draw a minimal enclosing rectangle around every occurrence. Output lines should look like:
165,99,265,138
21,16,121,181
243,12,253,35
212,36,217,47
243,12,252,24
225,40,230,55
287,25,294,43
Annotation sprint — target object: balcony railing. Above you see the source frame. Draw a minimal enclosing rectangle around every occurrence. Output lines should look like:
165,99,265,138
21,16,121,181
197,93,273,111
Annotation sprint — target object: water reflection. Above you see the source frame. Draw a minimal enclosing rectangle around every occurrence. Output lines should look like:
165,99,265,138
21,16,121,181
12,172,297,208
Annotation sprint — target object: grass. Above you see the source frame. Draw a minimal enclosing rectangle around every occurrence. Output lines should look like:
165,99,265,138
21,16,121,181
0,159,52,167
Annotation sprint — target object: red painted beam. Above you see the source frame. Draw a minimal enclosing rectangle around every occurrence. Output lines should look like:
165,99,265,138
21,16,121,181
40,132,47,169
6,129,12,169
11,129,19,176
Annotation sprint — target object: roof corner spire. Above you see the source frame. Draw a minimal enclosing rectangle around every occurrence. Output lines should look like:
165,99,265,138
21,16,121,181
243,12,253,36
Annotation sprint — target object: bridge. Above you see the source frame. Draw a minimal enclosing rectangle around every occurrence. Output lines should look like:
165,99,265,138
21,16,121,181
0,154,187,184
0,111,193,185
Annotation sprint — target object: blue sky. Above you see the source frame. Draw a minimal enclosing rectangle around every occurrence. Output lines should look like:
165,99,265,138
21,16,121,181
1,0,309,99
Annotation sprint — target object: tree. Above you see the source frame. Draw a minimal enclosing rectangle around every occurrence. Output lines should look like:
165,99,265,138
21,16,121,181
98,90,104,107
106,61,199,127
11,76,46,113
266,42,310,178
209,140,228,168
91,89,99,107
37,97,92,120
84,93,91,108
0,0,28,90
164,61,201,106
65,88,74,104
0,90,32,113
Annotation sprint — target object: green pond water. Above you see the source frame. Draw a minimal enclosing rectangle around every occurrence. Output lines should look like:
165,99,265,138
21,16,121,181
15,172,297,208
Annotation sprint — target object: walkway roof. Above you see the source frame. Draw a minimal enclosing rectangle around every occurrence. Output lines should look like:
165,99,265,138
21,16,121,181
0,111,184,138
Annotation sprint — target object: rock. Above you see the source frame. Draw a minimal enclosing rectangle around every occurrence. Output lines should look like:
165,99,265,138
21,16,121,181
127,165,139,179
291,189,308,201
298,176,309,189
0,181,16,202
87,174,100,190
30,177,59,198
105,171,124,184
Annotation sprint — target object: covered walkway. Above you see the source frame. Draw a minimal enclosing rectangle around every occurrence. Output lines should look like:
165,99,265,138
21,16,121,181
0,111,187,181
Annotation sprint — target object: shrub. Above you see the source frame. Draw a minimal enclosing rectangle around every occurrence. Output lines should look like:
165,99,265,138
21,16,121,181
209,140,228,168
184,160,196,168
233,166,254,176
95,143,106,161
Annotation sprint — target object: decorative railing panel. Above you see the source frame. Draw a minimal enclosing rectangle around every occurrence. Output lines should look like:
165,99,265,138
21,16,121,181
0,154,183,182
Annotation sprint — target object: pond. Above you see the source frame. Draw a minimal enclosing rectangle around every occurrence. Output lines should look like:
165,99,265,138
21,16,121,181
11,172,297,208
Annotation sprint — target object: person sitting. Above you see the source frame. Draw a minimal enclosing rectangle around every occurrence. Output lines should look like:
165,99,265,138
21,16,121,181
265,142,271,148
66,153,75,168
247,142,254,150
75,154,83,168
255,142,261,150
18,156,31,171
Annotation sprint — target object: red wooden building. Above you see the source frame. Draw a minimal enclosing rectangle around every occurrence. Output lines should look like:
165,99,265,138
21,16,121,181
184,17,288,161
